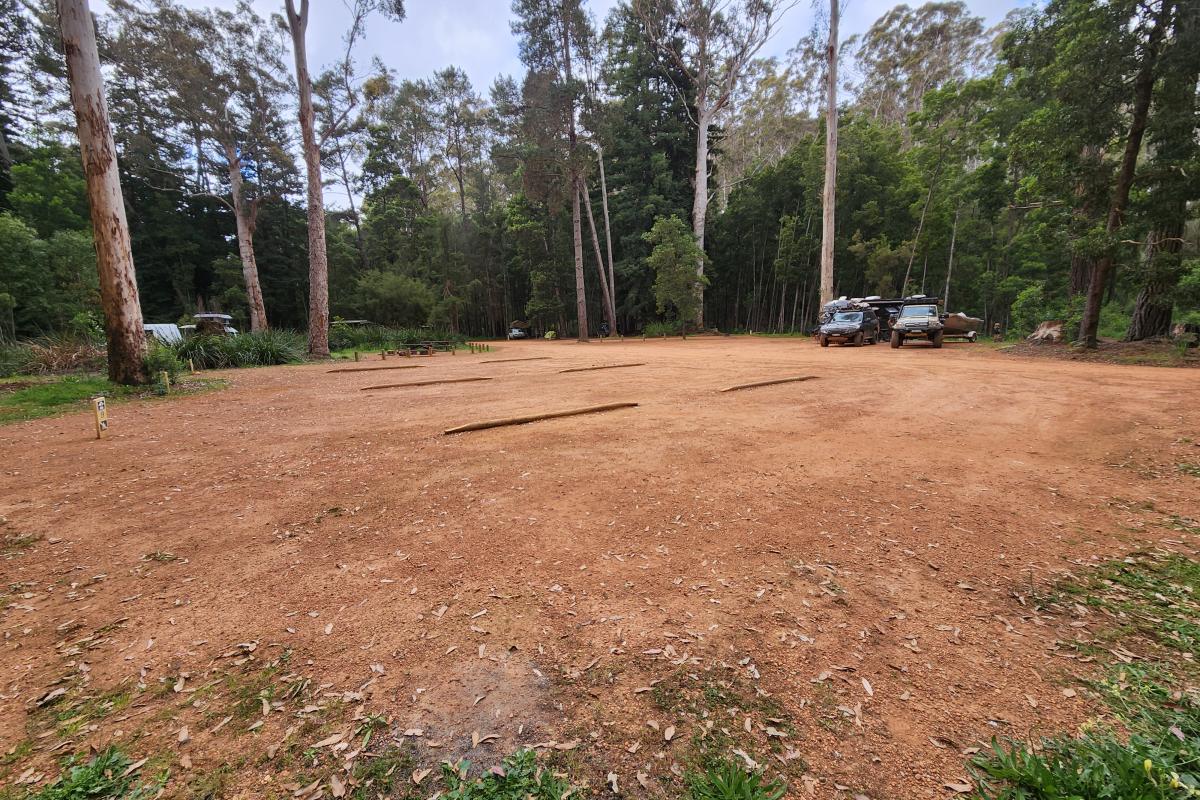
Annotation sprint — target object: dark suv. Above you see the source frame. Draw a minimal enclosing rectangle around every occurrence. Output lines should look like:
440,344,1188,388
818,309,880,347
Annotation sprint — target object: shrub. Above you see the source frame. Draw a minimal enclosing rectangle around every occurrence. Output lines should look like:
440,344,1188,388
0,341,33,377
643,320,683,338
143,342,183,384
686,760,786,800
21,333,105,374
173,330,306,369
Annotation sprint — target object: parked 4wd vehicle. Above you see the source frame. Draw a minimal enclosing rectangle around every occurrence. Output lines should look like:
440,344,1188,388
819,309,880,347
889,302,944,348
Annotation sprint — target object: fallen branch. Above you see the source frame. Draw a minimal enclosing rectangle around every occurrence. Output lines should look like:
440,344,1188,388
362,377,492,391
558,363,645,374
327,365,425,374
444,402,638,435
719,375,817,392
479,357,552,364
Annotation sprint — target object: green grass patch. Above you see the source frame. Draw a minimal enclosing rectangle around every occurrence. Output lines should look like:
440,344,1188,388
686,759,787,800
0,374,224,425
970,551,1200,798
15,747,162,800
440,750,575,800
1178,464,1200,478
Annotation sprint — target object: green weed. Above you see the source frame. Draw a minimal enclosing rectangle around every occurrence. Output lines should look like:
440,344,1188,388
1178,463,1200,478
972,552,1200,799
20,747,160,800
440,750,575,800
686,759,786,800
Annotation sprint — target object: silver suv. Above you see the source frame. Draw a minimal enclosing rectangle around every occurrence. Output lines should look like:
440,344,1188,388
890,303,944,348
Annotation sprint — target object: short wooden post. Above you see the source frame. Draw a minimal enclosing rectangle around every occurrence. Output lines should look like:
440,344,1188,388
354,351,360,362
92,396,108,440
188,358,195,374
381,350,387,360
160,371,170,393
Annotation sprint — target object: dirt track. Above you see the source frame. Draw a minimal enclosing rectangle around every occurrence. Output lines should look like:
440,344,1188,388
2,337,1198,798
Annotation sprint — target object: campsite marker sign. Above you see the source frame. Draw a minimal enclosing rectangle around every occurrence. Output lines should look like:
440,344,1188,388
92,396,108,439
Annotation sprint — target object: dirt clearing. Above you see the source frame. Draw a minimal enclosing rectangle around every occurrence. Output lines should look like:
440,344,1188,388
1,338,1197,799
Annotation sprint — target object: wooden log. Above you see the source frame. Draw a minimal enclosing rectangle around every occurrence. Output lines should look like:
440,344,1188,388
558,362,645,374
326,364,425,374
719,375,817,392
479,356,552,364
362,377,492,391
444,401,638,435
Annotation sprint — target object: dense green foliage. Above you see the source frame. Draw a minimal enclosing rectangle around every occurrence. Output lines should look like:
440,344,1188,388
172,330,308,369
0,0,1194,346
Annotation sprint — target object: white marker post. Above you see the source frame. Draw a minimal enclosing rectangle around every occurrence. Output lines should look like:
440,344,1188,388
92,396,108,440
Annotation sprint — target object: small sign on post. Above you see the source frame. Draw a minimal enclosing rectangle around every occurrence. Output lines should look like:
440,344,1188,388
92,396,108,440
188,358,196,374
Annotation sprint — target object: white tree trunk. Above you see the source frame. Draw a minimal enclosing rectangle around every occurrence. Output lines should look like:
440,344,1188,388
58,0,147,384
223,144,268,332
580,181,616,331
819,0,838,309
692,106,711,328
596,144,617,329
286,0,330,357
943,205,960,307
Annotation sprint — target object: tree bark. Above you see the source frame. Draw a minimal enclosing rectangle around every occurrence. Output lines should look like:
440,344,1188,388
58,0,147,384
596,144,617,328
580,181,617,333
561,5,587,342
819,0,838,309
285,0,331,357
943,205,960,308
692,105,711,327
223,143,268,332
1079,13,1164,347
1126,275,1175,340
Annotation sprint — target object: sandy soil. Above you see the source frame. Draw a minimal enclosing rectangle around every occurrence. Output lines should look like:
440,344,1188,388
1,337,1198,799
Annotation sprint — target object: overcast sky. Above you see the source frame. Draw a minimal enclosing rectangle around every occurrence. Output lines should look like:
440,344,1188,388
96,0,1030,95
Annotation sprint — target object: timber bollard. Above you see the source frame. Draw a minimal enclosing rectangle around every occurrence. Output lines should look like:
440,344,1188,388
354,351,360,362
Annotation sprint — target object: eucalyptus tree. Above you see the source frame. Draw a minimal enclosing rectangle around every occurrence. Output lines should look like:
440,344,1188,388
512,0,596,341
633,0,795,325
57,0,146,383
282,0,405,357
110,0,293,332
431,66,487,226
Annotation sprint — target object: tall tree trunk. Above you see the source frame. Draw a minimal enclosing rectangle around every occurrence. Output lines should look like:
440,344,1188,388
596,144,617,329
692,104,711,327
902,173,939,295
562,5,587,342
1080,13,1165,347
285,0,330,357
818,0,838,309
223,144,268,332
334,145,368,271
580,180,616,331
59,0,147,384
943,205,960,308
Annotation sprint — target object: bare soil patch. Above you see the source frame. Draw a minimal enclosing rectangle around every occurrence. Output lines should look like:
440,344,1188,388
1,338,1197,798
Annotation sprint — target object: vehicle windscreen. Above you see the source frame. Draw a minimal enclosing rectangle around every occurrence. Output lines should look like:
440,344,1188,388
900,305,937,317
832,312,862,322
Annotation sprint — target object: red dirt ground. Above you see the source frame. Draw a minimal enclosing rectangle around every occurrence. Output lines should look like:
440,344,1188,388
1,337,1198,799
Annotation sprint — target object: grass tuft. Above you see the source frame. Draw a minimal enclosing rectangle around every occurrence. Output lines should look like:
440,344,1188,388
686,759,787,800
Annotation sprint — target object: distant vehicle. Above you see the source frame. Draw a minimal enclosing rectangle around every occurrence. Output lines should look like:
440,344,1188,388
508,319,531,339
818,308,879,347
144,323,183,345
890,300,944,348
192,313,238,335
942,312,983,341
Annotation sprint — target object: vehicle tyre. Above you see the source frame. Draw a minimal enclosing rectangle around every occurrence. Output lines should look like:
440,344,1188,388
890,331,902,348
820,335,829,347
932,331,944,348
853,332,864,347
967,331,977,342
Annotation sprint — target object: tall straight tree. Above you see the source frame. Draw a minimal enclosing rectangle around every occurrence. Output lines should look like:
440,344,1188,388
283,0,404,357
57,0,146,383
819,0,837,306
513,0,594,341
1078,1,1167,347
110,0,292,332
635,0,795,326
